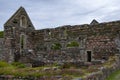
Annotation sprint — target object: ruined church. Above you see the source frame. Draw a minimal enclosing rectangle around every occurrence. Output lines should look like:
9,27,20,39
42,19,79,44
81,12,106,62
1,7,120,65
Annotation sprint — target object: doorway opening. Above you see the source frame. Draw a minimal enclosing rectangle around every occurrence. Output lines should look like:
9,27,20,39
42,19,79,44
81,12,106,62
87,51,92,62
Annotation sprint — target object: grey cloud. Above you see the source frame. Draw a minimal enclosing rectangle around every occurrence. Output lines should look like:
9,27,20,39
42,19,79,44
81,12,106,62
1,0,120,30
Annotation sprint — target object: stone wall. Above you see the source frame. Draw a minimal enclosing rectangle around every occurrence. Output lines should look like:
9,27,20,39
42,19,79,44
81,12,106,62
0,38,4,60
3,20,120,63
2,7,120,63
3,7,35,63
0,75,71,80
26,21,120,63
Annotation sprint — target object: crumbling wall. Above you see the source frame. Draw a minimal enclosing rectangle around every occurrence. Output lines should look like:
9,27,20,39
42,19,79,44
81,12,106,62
2,7,120,63
27,21,120,63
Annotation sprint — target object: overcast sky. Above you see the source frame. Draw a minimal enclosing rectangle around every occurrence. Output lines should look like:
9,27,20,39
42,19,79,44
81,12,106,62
1,0,120,30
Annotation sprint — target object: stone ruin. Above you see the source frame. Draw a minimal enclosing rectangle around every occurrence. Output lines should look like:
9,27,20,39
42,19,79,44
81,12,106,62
0,7,120,66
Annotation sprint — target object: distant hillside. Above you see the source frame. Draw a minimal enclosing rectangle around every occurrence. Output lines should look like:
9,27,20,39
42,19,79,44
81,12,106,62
0,31,3,38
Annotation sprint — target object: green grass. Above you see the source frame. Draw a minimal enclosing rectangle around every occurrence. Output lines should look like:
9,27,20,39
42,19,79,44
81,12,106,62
106,70,120,80
0,31,3,38
0,61,14,68
0,55,118,79
0,61,61,77
0,61,84,78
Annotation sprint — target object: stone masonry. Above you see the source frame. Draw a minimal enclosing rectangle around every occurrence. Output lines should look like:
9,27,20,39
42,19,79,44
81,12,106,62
0,38,4,60
1,7,120,64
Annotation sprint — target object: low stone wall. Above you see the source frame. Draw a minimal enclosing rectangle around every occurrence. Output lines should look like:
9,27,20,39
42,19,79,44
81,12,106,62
0,75,71,80
0,75,35,80
83,67,117,80
76,54,120,80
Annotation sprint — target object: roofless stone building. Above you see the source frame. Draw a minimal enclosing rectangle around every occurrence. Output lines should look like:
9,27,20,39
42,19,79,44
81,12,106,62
1,7,120,65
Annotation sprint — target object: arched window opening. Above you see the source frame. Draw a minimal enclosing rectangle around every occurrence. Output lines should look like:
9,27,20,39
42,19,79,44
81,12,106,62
21,35,24,49
20,16,26,28
20,34,26,52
